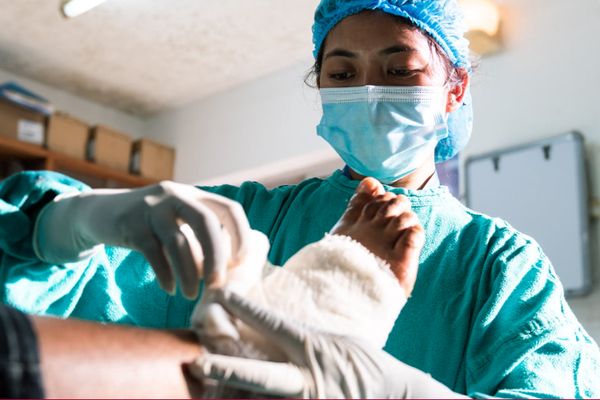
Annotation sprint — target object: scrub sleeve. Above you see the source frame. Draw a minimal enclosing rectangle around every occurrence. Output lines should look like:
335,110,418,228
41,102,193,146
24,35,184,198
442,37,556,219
0,303,44,399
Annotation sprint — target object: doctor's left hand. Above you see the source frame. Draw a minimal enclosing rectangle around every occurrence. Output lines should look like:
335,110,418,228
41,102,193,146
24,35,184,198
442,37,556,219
33,181,251,299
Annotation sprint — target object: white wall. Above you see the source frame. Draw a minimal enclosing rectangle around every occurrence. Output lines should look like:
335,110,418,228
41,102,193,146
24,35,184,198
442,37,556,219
144,60,328,185
0,67,145,138
145,0,600,341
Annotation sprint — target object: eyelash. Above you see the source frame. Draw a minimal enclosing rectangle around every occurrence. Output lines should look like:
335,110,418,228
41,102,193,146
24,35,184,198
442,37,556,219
389,69,417,76
329,72,355,81
328,70,415,81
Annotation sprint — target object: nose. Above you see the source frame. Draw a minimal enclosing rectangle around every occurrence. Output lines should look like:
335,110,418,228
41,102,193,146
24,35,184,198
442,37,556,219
354,64,390,86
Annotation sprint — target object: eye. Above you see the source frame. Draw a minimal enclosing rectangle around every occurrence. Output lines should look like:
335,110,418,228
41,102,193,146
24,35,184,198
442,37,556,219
389,69,414,76
329,71,355,81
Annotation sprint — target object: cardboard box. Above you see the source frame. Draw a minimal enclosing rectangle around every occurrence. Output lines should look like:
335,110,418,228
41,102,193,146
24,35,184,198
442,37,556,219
0,98,46,145
130,138,175,181
87,125,132,172
46,112,88,159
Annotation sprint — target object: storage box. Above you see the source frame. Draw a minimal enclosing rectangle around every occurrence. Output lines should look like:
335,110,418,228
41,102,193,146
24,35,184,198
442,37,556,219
130,138,175,181
87,125,132,172
0,98,46,145
46,112,88,159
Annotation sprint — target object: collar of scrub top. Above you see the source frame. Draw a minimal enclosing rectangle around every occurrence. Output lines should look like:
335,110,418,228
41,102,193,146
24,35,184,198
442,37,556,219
341,166,440,190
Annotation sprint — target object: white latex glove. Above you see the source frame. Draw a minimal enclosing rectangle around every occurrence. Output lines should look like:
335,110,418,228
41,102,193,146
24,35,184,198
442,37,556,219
189,289,469,399
33,181,250,299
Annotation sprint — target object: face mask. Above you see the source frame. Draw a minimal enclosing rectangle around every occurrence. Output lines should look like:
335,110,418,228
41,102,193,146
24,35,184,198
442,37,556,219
317,85,448,184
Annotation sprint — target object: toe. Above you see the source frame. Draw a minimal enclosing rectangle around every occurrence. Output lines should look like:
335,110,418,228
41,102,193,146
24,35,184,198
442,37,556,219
356,177,386,197
376,195,412,221
392,225,425,297
386,210,419,234
344,180,389,222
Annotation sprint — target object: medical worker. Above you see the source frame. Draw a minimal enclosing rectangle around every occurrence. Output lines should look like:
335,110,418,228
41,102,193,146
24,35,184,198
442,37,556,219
0,0,598,398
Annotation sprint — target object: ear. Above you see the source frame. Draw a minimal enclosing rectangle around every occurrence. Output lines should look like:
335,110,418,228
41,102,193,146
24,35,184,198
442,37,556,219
446,68,470,113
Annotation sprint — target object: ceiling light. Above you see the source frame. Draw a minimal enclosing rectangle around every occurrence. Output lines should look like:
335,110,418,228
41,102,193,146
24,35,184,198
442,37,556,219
458,0,502,56
61,0,109,18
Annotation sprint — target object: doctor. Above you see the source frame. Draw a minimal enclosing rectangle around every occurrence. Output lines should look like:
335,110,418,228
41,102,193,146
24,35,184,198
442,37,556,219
0,0,598,398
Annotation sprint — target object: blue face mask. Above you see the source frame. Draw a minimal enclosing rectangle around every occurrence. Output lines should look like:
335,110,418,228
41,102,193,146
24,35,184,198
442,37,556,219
317,86,449,184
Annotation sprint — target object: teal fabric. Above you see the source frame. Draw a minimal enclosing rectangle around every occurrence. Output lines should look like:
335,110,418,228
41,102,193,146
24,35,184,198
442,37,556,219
0,170,598,398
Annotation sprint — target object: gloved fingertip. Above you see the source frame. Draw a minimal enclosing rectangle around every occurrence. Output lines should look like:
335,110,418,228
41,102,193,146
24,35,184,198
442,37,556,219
158,279,176,296
182,285,200,301
188,355,213,379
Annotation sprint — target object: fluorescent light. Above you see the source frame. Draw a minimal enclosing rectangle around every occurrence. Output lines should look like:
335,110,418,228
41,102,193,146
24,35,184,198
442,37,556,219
61,0,109,18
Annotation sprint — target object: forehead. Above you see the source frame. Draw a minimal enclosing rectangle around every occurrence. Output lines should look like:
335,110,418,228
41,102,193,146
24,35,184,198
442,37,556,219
322,10,431,56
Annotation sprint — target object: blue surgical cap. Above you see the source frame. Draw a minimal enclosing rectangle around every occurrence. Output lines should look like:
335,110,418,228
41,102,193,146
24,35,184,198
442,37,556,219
312,0,473,162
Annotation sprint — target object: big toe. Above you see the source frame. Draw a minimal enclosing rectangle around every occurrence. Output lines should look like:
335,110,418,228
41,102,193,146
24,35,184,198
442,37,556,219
343,178,383,219
334,178,387,230
356,177,385,196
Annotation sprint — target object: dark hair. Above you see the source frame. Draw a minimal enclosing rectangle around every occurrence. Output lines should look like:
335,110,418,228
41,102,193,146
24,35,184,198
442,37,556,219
304,13,476,89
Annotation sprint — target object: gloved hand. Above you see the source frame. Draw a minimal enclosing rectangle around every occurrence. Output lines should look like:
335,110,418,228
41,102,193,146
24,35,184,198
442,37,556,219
33,181,251,299
189,289,469,399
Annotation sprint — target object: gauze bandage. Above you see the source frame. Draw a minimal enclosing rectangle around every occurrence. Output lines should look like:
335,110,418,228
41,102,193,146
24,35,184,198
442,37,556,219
192,231,405,362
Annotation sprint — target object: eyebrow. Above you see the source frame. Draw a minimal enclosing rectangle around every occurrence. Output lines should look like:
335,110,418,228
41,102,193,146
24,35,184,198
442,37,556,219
323,48,357,61
323,45,418,61
378,45,418,56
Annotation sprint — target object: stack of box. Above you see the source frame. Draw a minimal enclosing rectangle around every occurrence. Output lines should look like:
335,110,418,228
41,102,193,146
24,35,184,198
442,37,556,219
0,97,46,145
46,112,89,159
130,138,176,181
0,81,176,181
87,124,133,172
0,82,53,145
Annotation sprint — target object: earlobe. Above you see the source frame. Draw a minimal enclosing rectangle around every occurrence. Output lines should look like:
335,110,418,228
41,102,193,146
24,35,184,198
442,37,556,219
445,93,461,113
446,69,469,113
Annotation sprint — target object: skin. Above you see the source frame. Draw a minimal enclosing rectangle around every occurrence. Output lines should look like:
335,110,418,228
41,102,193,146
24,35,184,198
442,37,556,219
330,177,424,296
31,316,203,399
317,10,470,189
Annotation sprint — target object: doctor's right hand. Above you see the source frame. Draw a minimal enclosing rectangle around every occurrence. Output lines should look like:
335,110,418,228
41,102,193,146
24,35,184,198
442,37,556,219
189,289,469,399
33,181,251,299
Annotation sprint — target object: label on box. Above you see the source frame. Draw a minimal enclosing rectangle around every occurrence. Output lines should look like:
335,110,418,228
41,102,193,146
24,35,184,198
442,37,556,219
18,119,44,144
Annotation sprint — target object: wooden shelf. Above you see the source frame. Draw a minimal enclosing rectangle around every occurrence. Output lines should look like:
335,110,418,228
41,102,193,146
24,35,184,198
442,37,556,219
0,135,158,188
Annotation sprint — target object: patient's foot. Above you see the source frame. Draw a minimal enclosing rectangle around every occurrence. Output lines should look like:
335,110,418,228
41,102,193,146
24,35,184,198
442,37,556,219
330,178,425,298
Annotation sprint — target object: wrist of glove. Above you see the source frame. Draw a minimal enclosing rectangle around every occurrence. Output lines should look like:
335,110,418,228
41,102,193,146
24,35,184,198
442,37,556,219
33,181,251,300
33,191,104,264
189,289,470,399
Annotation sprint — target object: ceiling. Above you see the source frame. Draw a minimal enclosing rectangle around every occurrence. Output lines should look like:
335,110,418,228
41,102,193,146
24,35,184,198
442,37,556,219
0,0,319,117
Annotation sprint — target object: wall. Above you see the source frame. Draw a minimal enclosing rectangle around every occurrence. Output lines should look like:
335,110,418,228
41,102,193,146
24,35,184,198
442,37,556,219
144,60,328,185
145,0,600,341
0,67,145,138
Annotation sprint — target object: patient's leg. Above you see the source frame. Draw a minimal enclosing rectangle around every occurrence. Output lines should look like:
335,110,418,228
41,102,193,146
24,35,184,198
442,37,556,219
31,315,203,399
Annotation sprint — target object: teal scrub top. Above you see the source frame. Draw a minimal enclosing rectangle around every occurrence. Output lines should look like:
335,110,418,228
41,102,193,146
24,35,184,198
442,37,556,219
0,170,598,398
